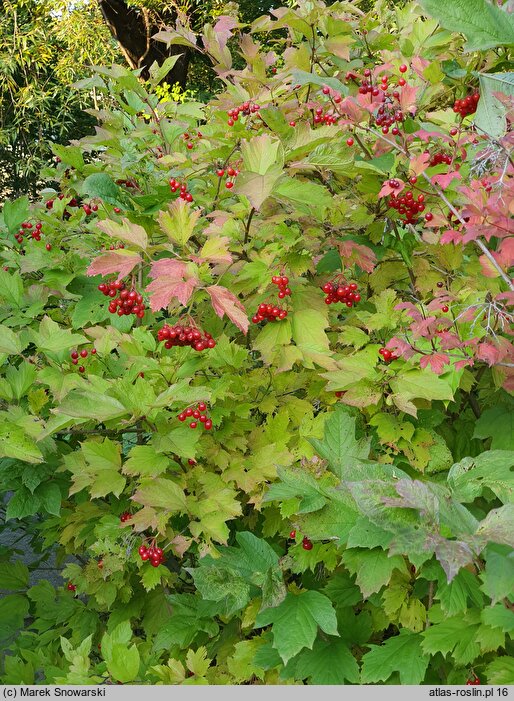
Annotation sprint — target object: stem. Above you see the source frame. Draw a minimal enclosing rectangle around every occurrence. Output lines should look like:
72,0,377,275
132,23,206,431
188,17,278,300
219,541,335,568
243,207,256,247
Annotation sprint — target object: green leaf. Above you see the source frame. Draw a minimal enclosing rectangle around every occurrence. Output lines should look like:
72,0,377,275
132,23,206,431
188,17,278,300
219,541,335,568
2,197,29,234
37,482,61,516
81,173,122,205
0,272,23,307
51,144,85,170
6,488,42,520
123,445,171,477
147,54,183,87
31,316,87,355
0,324,23,354
132,477,187,512
361,631,429,685
56,390,129,421
448,450,514,505
241,133,284,175
104,641,140,683
0,561,29,590
158,198,201,245
486,656,514,685
254,591,339,663
390,368,454,407
473,404,514,450
293,638,359,684
482,605,514,634
309,409,371,479
421,614,481,665
0,422,43,464
274,176,332,218
481,546,514,604
418,0,514,50
475,73,514,139
0,594,30,644
191,565,250,616
141,564,166,592
341,548,408,597
291,308,330,356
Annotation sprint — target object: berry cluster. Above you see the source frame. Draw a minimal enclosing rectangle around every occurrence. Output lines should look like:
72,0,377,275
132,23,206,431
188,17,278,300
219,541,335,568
271,274,292,299
251,303,288,324
378,347,398,363
157,323,216,352
177,401,213,430
466,677,480,686
427,150,453,167
216,165,240,189
15,221,50,249
100,242,125,251
313,106,338,125
289,530,313,550
82,201,99,216
45,194,80,211
169,178,194,203
67,582,76,592
70,346,97,374
453,92,479,118
98,280,146,319
138,542,164,568
116,179,139,189
345,67,408,135
120,511,132,523
183,131,203,150
388,190,427,225
227,101,260,126
322,280,361,307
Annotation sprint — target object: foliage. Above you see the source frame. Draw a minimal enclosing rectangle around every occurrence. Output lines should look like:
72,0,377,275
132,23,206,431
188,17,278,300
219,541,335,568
0,0,513,686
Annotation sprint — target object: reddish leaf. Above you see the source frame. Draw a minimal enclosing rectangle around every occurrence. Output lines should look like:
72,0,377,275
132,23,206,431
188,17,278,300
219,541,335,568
419,353,451,375
477,342,501,366
206,285,249,334
479,253,502,278
213,16,238,50
440,229,464,245
409,152,431,177
387,336,415,359
497,237,514,268
338,241,376,273
398,84,419,114
431,171,461,189
455,358,474,370
146,258,199,311
87,251,142,280
378,179,405,198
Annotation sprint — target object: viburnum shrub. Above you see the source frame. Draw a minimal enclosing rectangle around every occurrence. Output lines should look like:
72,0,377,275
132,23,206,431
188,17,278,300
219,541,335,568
0,0,513,686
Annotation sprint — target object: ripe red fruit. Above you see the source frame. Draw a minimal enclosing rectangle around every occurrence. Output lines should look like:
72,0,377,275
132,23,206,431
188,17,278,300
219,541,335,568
186,142,194,150
71,351,79,360
425,212,433,222
204,419,213,430
289,530,296,539
302,538,313,551
188,459,196,465
399,64,408,73
91,348,97,355
114,207,121,213
78,366,85,373
45,244,52,251
216,169,225,177
346,137,354,146
67,582,76,592
289,121,296,127
227,118,234,127
398,77,406,86
80,349,88,358
198,402,207,412
226,181,234,189
189,421,198,429
441,305,449,313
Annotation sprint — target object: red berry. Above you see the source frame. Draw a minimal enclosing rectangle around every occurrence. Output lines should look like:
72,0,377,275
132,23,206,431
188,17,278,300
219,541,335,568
289,530,296,539
204,419,213,430
441,305,449,313
71,351,79,360
91,348,97,355
226,181,234,189
78,366,85,373
80,349,88,358
346,137,354,146
189,421,197,429
399,64,408,73
302,538,313,551
216,169,225,177
198,402,207,412
45,243,52,251
289,121,296,127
